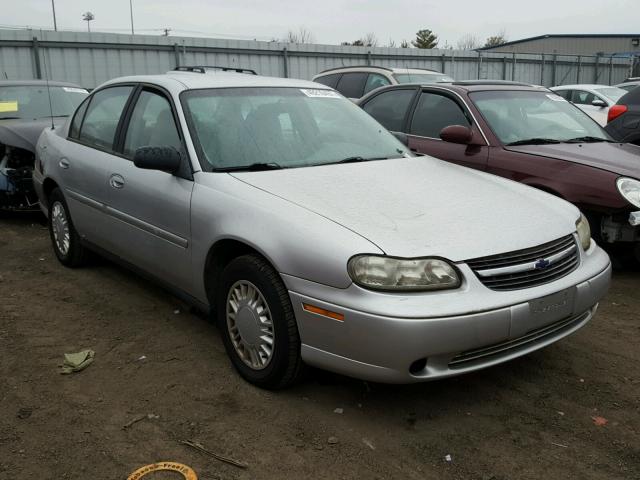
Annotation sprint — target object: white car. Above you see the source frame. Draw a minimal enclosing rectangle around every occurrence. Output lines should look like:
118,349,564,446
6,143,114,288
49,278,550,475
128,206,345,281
312,66,454,100
550,84,628,126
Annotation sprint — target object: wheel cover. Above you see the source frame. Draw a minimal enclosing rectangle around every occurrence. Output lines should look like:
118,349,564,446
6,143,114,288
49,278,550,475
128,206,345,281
51,201,71,256
226,280,275,370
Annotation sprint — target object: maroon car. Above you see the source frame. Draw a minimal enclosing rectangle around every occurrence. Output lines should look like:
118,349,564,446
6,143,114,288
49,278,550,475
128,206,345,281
357,81,640,262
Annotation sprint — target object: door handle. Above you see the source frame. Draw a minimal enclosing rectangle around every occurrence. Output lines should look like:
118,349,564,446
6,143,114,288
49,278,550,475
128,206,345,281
59,158,70,169
109,174,125,189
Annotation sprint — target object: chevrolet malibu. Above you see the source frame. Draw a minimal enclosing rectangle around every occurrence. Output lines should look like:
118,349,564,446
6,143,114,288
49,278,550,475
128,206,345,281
33,68,611,388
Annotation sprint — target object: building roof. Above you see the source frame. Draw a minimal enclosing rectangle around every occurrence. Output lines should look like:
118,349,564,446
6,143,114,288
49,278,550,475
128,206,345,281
479,33,640,50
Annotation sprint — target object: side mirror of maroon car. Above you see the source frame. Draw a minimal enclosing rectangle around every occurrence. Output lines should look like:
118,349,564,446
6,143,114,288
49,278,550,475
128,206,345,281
439,125,474,145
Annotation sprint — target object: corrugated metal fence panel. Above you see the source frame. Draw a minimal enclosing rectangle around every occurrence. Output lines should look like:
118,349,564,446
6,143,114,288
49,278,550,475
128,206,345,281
0,28,634,89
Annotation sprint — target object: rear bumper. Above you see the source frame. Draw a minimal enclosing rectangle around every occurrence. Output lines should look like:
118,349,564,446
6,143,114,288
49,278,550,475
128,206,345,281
287,259,611,384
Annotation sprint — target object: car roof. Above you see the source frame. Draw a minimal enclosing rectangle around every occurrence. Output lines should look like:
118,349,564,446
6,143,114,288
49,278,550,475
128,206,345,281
99,71,324,92
0,80,85,88
314,66,441,77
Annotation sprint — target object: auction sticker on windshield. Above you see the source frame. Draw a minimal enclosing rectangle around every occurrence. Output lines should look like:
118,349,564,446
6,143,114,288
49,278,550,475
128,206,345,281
301,89,341,98
62,87,88,94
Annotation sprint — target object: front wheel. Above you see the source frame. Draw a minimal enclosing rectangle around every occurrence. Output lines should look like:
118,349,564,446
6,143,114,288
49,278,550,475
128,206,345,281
217,254,304,389
48,188,88,267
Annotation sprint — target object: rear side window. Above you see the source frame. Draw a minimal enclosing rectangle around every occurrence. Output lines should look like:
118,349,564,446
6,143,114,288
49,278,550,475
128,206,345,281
123,89,181,157
68,97,90,139
78,86,133,152
362,89,416,131
553,90,571,100
363,73,392,95
410,92,470,138
314,73,341,89
335,73,368,98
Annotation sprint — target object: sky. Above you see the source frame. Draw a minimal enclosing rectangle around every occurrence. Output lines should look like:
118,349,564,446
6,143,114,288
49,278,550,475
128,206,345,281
2,0,639,47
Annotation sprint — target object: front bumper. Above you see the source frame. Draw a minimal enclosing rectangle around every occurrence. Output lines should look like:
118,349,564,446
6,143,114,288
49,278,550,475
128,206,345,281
285,244,611,384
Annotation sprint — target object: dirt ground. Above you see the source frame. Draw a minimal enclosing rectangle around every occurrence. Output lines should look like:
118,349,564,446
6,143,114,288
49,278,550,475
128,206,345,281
1,214,638,480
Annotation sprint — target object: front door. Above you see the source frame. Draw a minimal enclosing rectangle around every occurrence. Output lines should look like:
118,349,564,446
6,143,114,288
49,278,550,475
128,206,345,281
406,90,489,170
105,87,194,292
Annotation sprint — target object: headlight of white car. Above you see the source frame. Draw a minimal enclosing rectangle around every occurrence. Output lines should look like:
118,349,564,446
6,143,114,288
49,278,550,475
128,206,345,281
576,214,591,251
616,177,640,209
348,255,461,291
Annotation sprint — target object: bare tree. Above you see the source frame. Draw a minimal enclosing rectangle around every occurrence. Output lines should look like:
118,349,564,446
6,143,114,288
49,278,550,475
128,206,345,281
456,34,480,50
361,32,378,47
400,39,410,48
285,27,314,44
388,39,396,48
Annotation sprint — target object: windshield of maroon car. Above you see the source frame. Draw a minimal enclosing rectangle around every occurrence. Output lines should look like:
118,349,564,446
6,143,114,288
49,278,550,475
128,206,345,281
0,85,88,120
470,90,610,144
181,87,409,170
393,73,454,84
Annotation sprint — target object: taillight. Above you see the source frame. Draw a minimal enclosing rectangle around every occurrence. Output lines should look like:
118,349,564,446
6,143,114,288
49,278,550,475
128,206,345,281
608,105,628,123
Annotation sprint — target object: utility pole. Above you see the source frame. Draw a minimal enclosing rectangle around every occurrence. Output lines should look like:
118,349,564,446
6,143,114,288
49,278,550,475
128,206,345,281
82,12,95,32
129,0,135,35
51,0,58,31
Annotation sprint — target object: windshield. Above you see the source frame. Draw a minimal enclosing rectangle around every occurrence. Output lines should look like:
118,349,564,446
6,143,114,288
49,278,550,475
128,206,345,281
0,85,88,120
181,87,410,170
594,87,627,103
393,73,454,84
470,90,611,145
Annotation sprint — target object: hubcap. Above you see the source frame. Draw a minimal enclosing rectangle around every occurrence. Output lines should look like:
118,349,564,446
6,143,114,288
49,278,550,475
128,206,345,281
226,280,275,370
51,201,70,256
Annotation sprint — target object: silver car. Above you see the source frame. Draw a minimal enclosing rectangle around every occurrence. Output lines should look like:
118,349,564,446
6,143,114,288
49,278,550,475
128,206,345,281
33,69,611,388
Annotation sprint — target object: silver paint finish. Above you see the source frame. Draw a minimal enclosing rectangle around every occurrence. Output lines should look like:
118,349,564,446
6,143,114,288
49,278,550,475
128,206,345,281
34,72,612,384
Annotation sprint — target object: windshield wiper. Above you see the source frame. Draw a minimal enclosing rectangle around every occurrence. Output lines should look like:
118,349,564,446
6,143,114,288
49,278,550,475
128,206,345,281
212,162,283,172
0,116,22,120
564,136,613,143
323,156,391,166
506,138,562,146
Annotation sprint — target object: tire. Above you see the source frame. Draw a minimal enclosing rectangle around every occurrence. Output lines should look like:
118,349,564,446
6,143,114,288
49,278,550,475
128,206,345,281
217,254,304,389
48,188,88,267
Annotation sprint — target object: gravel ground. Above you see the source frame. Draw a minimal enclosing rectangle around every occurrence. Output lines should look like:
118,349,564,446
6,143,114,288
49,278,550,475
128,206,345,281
1,214,638,480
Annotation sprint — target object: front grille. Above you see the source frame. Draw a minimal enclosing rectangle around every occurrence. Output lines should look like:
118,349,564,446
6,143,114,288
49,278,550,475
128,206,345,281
465,235,579,291
449,310,590,369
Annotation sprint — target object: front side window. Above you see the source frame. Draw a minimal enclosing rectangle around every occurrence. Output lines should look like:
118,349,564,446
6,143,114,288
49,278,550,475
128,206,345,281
181,87,409,171
335,73,368,98
0,85,88,120
570,90,596,105
362,89,416,131
410,92,470,138
470,90,611,145
363,74,391,95
78,86,133,151
123,90,181,157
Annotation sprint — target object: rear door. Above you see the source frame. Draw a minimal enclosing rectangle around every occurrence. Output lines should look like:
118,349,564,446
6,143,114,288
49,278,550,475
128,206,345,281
104,85,194,291
405,89,489,170
62,85,135,248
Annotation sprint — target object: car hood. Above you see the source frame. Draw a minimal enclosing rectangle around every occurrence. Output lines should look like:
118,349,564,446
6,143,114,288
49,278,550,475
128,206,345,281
231,157,579,261
0,118,62,153
505,142,640,179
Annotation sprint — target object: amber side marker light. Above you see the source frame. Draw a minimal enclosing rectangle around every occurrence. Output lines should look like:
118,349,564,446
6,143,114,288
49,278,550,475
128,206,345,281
303,303,345,321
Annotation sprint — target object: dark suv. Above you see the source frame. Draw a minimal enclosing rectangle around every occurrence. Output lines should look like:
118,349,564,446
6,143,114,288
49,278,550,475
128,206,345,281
358,81,640,261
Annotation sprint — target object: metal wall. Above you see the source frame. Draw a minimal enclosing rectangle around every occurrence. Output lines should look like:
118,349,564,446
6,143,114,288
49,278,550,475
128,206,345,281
0,29,634,89
482,36,640,56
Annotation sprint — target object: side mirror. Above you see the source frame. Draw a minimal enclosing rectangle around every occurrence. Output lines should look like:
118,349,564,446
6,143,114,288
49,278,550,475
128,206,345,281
391,131,409,146
591,99,607,108
439,125,474,145
134,146,181,173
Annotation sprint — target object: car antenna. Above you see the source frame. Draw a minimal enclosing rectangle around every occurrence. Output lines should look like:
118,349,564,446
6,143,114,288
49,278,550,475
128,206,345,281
39,31,55,130
406,65,412,83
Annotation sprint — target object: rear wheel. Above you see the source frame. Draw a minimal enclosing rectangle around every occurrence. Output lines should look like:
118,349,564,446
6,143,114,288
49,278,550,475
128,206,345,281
217,254,304,389
48,188,88,267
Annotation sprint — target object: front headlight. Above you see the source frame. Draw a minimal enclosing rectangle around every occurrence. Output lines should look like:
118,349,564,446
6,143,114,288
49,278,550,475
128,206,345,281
576,214,591,251
347,255,461,291
616,177,640,209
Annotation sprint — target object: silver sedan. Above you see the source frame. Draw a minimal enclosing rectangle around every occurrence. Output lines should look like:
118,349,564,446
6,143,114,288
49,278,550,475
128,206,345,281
33,69,611,388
